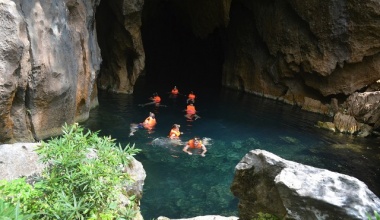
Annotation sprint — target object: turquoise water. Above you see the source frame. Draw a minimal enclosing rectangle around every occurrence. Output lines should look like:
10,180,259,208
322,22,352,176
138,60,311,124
81,79,380,219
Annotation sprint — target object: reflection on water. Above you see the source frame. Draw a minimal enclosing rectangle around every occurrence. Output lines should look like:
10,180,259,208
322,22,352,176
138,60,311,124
81,80,380,219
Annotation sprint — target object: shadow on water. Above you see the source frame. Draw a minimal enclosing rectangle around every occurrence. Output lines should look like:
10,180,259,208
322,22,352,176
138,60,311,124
81,80,380,219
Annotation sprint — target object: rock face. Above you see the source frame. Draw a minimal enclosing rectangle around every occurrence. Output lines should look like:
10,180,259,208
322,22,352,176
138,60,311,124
0,0,102,143
221,0,380,132
96,0,145,94
224,0,380,100
230,149,380,220
0,0,145,143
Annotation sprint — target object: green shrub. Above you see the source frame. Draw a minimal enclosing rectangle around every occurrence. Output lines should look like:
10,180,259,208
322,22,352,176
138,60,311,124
368,211,380,220
0,123,140,219
0,198,33,220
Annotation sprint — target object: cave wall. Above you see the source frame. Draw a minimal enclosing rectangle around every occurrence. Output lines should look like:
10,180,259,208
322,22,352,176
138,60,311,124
0,0,145,143
223,0,380,115
0,0,101,143
96,0,145,94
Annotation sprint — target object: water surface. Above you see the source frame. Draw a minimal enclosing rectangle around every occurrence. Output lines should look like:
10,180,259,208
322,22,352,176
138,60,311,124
81,79,380,219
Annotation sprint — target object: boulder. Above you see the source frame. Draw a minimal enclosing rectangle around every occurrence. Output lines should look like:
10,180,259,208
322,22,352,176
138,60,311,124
0,143,45,180
231,149,380,220
333,112,359,134
345,92,380,130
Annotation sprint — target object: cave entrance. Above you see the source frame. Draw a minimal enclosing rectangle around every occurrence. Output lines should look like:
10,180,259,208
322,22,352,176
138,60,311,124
95,0,225,93
141,0,225,89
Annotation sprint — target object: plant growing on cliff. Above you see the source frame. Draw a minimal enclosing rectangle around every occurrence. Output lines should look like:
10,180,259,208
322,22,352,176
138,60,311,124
368,211,380,220
0,123,140,219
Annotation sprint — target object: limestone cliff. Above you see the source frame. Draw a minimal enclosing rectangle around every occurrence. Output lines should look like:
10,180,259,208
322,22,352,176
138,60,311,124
96,0,145,94
221,0,380,134
223,0,380,105
0,0,144,143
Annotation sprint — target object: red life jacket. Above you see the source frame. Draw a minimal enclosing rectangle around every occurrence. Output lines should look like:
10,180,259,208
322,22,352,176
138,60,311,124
188,93,195,100
188,139,202,149
143,117,156,130
153,96,161,103
171,88,179,95
186,105,196,114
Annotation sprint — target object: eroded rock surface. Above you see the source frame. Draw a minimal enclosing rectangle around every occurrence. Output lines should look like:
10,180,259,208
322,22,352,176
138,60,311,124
222,0,380,133
231,149,380,220
0,0,145,143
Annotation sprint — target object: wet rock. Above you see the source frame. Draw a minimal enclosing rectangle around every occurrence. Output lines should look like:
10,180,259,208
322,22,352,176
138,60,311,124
333,112,359,134
316,121,336,132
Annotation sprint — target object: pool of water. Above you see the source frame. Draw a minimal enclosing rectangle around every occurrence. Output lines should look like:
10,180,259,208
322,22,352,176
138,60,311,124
81,78,380,219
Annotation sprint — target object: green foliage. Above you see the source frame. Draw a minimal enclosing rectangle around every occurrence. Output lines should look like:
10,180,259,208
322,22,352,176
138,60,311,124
368,211,380,220
252,212,279,220
0,198,33,220
0,123,141,219
0,177,42,213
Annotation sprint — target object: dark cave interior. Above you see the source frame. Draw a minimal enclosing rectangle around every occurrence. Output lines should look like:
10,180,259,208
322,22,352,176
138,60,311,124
95,0,225,91
141,0,224,88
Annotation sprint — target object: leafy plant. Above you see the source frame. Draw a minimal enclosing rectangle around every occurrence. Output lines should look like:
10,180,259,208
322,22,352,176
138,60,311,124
0,123,141,219
0,198,33,220
368,211,380,220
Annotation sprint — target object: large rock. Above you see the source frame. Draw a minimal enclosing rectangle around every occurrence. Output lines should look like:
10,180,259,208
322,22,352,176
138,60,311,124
0,0,102,143
333,112,359,134
231,149,380,220
0,143,45,180
345,92,380,130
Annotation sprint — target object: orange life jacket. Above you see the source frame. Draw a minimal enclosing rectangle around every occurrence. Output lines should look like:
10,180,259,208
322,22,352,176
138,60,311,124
188,139,202,149
188,93,195,100
153,96,161,103
143,117,156,130
169,129,180,139
186,105,196,114
171,88,179,95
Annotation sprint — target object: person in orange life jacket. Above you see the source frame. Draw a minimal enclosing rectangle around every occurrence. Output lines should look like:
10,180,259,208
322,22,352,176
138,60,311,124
150,92,161,103
139,92,166,107
168,124,183,139
187,91,196,104
171,86,179,95
185,103,200,120
141,112,156,130
183,137,207,157
129,112,156,136
169,86,181,99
